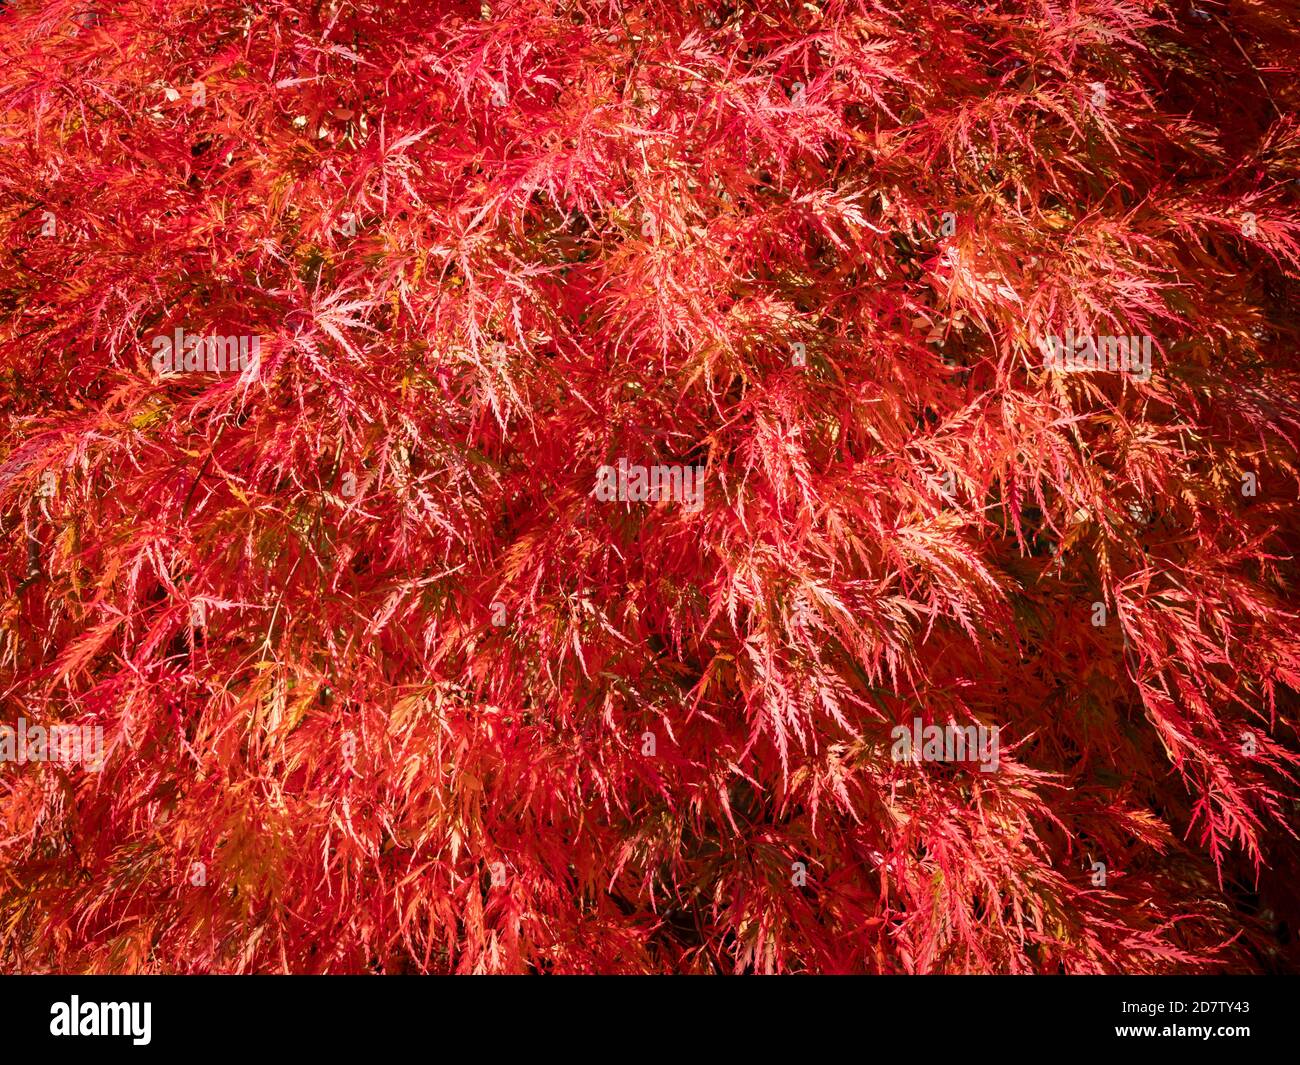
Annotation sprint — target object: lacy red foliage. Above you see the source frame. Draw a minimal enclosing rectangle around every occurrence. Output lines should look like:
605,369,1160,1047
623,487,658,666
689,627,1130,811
2,0,1300,974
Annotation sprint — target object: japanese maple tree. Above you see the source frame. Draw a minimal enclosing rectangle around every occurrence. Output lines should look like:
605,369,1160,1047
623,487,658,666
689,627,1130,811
2,0,1299,973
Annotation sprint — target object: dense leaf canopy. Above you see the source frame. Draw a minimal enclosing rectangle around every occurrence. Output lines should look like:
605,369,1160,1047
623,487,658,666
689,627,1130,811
2,0,1299,973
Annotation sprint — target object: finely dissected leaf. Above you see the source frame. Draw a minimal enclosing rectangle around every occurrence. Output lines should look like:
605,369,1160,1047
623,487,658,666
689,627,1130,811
1,0,1299,975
